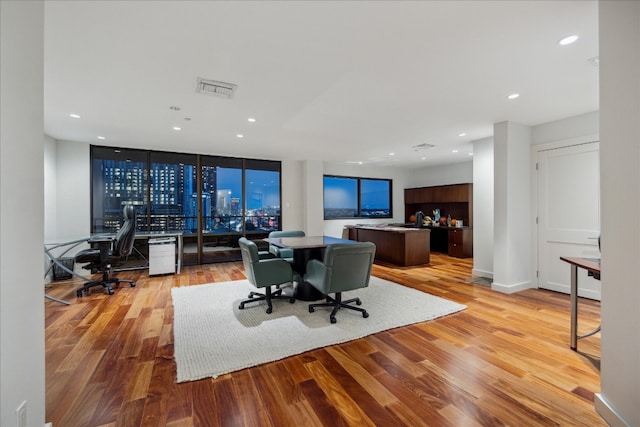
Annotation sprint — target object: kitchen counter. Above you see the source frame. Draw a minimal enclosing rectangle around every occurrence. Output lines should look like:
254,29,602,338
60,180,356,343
346,225,430,266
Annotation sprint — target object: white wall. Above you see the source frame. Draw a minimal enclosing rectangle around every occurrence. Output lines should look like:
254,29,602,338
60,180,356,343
532,111,599,146
281,160,304,231
404,161,472,189
55,141,91,241
473,111,600,284
302,160,325,235
0,2,46,427
44,135,57,242
595,1,640,425
472,137,494,278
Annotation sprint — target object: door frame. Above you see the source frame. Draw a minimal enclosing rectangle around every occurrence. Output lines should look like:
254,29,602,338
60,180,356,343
530,133,600,291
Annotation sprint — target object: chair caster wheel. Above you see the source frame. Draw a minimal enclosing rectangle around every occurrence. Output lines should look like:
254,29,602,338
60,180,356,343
355,299,362,306
362,311,369,318
289,298,295,304
330,317,337,324
309,307,315,313
131,283,136,288
266,307,272,314
239,303,245,310
107,288,114,295
76,290,83,298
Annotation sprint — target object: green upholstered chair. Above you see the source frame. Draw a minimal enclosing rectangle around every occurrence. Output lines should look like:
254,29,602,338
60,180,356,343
238,237,295,314
305,242,376,323
268,230,306,261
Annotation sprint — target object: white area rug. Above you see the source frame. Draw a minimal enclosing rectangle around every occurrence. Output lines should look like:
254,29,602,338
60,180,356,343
171,276,466,382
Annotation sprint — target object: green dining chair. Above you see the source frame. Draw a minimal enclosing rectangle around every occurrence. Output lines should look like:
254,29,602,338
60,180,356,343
304,242,376,323
238,237,295,314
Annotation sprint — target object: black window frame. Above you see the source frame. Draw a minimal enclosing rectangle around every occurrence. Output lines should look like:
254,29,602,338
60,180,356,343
90,145,282,234
323,174,393,220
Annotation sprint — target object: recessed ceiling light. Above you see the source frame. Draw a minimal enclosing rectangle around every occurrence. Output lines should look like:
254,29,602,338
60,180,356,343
507,93,520,100
97,136,106,140
452,149,459,153
559,35,579,46
389,152,395,156
172,126,181,131
248,118,256,123
236,134,244,138
69,113,80,118
421,157,426,160
468,153,473,156
458,132,466,137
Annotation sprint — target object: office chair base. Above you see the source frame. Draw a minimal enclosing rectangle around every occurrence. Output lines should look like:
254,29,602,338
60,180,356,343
76,276,136,297
308,293,369,324
238,286,295,314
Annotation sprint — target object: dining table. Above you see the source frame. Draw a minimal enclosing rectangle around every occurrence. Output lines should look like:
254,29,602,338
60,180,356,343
263,235,357,301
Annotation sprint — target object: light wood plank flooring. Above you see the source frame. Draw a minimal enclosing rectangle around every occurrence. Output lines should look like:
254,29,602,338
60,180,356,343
44,253,604,426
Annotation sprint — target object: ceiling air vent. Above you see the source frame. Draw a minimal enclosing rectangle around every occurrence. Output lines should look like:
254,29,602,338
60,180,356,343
412,143,436,151
196,77,237,99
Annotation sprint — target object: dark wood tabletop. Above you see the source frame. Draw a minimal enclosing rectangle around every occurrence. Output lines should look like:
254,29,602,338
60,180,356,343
559,256,601,274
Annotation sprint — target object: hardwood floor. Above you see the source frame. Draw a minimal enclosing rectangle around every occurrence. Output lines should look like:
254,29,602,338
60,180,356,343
45,253,604,426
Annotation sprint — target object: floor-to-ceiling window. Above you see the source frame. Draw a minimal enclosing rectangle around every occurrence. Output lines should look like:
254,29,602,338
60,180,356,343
244,159,281,234
90,146,281,264
91,146,148,232
149,151,198,233
200,156,244,263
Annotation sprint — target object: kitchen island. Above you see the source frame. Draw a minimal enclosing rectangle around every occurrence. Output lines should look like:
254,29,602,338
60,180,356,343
346,225,430,266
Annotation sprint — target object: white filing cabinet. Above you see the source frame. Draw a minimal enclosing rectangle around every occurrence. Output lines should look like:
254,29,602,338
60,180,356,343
148,237,176,275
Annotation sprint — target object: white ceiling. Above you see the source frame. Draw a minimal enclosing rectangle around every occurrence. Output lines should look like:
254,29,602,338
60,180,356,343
44,1,599,168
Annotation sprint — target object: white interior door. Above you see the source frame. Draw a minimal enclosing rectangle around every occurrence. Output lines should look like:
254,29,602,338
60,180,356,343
537,142,601,300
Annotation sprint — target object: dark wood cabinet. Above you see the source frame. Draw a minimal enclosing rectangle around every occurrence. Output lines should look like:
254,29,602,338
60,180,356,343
404,183,473,228
425,226,473,258
447,228,473,258
404,183,473,258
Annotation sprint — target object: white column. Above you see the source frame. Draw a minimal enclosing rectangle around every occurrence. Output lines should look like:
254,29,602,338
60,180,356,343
302,160,324,235
595,1,640,426
472,136,494,279
0,2,46,426
492,121,532,293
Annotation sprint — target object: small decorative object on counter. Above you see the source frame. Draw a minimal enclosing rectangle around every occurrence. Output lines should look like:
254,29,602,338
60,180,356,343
447,214,451,227
433,209,440,222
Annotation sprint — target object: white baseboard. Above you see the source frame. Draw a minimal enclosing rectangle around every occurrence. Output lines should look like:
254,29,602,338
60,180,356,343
594,393,631,427
491,280,533,294
471,268,493,279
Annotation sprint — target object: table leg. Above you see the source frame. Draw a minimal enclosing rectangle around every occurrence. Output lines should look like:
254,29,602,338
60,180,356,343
177,234,183,274
570,264,578,350
292,248,325,301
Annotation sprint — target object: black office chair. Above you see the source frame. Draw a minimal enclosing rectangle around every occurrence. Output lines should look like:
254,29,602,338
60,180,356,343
74,205,137,297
